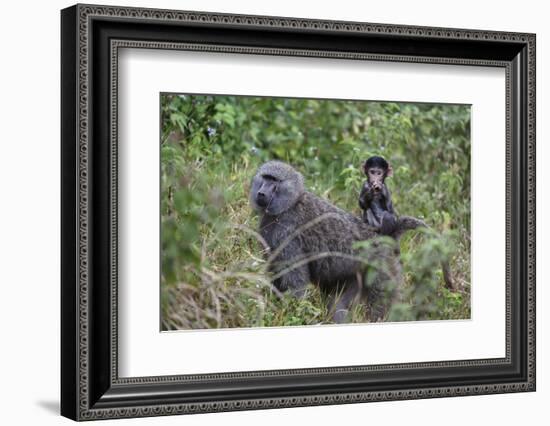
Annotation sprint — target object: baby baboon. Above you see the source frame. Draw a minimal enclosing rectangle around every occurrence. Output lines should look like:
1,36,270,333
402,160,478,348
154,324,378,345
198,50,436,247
358,156,456,290
359,156,398,235
250,160,402,323
359,156,425,239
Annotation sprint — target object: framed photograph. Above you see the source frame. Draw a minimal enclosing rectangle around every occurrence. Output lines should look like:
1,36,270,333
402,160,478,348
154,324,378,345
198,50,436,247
61,4,536,421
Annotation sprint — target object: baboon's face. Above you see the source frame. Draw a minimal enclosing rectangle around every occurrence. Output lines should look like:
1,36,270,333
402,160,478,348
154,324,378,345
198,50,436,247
251,173,287,215
252,174,279,209
250,173,295,216
250,161,304,216
363,156,392,194
366,166,386,193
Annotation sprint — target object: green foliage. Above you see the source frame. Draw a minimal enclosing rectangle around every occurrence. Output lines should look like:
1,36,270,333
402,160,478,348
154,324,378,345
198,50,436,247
160,94,471,330
388,228,466,321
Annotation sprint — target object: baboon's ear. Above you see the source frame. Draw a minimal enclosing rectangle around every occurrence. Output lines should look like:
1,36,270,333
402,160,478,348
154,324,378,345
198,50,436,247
362,161,368,175
386,164,394,177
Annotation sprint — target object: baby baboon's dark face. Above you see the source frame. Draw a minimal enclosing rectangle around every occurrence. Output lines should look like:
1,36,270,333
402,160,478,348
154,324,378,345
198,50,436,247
363,156,393,194
367,166,386,193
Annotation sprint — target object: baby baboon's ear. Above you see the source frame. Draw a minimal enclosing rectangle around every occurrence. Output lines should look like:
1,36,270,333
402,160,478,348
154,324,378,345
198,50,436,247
386,164,393,178
362,161,368,175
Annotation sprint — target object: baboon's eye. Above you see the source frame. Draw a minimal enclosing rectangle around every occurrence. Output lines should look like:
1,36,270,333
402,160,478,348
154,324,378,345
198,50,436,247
262,174,280,182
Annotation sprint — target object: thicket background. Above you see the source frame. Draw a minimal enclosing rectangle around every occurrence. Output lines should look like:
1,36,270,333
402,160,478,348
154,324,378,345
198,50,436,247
160,94,471,330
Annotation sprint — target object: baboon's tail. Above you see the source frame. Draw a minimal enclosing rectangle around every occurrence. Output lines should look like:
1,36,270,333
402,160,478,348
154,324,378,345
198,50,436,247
441,260,457,291
394,215,457,291
393,215,428,239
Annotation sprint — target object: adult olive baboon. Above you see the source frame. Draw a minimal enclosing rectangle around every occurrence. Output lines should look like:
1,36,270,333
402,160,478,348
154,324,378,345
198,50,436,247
250,160,402,323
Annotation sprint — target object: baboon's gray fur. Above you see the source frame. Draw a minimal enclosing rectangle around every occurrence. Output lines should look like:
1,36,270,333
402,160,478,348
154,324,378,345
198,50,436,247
250,161,401,322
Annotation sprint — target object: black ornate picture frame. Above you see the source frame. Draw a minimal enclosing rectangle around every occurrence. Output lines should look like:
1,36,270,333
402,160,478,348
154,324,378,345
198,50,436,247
61,4,536,421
